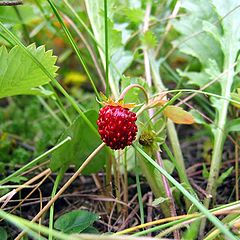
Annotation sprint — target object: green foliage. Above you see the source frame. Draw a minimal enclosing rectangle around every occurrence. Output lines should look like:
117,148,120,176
54,210,99,234
173,0,240,205
0,44,57,99
84,0,133,97
141,31,157,49
216,167,233,186
121,76,148,104
0,4,38,25
0,96,62,172
0,227,8,240
123,8,144,24
50,110,109,174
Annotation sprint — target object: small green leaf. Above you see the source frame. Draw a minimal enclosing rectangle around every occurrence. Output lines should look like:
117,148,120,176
226,118,240,133
217,167,233,186
231,92,240,108
9,176,27,184
202,163,209,179
81,226,99,234
50,110,109,174
152,197,170,206
141,31,157,49
54,210,99,234
163,160,175,175
123,8,144,24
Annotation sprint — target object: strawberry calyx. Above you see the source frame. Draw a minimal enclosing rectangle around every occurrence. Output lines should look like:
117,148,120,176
99,92,136,109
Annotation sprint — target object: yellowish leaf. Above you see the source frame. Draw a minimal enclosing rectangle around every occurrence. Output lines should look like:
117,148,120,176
163,106,195,124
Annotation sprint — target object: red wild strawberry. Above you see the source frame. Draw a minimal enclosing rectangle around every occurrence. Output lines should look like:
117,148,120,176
97,105,138,150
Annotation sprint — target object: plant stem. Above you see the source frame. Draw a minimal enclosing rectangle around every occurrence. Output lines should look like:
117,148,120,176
49,166,67,240
133,144,238,240
37,96,67,128
104,0,109,96
112,152,121,213
123,149,128,219
200,36,236,236
105,154,113,213
148,50,196,210
236,135,239,200
15,143,106,240
156,151,180,239
135,151,144,224
47,0,100,100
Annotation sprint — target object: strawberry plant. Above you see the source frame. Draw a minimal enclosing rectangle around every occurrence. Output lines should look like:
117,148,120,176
0,1,239,240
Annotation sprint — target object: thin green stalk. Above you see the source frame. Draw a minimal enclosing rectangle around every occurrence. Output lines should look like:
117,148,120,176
14,2,71,126
162,62,215,118
104,0,109,96
200,36,236,236
47,84,72,125
0,209,77,240
105,154,113,213
37,96,67,128
0,137,71,185
166,120,192,210
123,148,128,216
63,0,126,98
164,89,240,106
0,207,171,240
135,151,144,224
143,92,182,128
133,200,240,236
148,52,196,210
162,143,191,191
112,152,121,213
46,0,100,100
14,6,30,43
49,166,67,240
204,215,240,240
133,144,238,240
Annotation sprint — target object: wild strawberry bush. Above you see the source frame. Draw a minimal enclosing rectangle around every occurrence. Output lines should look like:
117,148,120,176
0,0,240,240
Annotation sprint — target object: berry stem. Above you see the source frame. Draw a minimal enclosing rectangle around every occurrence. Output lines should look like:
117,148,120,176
118,84,149,104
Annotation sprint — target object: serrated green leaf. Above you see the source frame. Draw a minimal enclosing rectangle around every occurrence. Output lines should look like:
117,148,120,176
123,8,144,24
141,31,157,49
0,44,58,99
50,110,108,174
54,210,98,234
